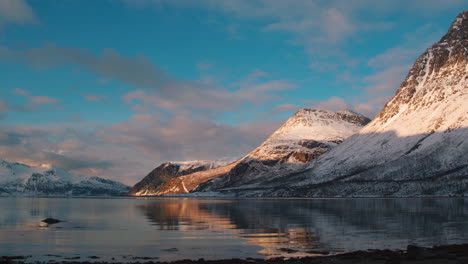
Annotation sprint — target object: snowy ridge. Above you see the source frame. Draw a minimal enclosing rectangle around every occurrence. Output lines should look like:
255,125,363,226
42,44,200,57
0,160,129,196
267,109,367,142
163,160,227,172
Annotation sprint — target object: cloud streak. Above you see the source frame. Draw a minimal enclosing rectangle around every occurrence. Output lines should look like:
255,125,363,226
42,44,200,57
0,43,168,89
0,0,37,28
0,88,60,118
30,96,59,105
1,43,296,117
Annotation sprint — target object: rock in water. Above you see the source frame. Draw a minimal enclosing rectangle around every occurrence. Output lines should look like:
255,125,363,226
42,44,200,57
42,218,62,224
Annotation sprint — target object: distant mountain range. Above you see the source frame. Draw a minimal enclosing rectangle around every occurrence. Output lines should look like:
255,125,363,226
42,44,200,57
129,11,468,198
0,160,129,196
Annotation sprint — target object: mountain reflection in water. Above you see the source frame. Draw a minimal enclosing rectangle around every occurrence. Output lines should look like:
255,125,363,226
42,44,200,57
137,198,468,258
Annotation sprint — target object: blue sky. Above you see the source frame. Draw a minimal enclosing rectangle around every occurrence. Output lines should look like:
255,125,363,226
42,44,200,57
0,0,466,184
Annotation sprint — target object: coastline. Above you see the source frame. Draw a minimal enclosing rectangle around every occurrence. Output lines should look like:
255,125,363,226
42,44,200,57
2,244,468,264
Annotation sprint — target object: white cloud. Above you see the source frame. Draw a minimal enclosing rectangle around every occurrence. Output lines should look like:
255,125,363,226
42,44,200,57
84,94,106,102
0,88,60,117
304,96,351,112
13,88,29,96
0,43,169,89
364,65,411,93
30,96,59,105
11,87,60,105
0,0,37,28
368,47,418,69
309,61,338,72
196,61,213,71
319,8,356,44
303,95,392,118
353,96,393,118
273,104,301,113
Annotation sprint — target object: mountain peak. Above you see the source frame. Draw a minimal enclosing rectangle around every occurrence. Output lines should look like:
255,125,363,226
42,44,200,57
440,11,468,43
286,109,369,132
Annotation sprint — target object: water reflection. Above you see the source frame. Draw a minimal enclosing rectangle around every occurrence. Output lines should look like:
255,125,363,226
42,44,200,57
138,198,468,257
138,199,237,231
0,197,467,262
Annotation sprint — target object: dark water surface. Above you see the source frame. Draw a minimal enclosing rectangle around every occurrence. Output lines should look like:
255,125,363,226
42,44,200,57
0,197,467,262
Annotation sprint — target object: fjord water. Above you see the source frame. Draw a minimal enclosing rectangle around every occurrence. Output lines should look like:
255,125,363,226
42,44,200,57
1,198,467,262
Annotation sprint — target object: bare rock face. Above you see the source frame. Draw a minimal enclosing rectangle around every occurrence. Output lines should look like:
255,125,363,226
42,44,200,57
149,161,239,195
259,11,468,197
127,161,226,196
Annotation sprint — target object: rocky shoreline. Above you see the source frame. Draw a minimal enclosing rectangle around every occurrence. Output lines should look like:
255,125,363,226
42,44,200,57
2,244,468,264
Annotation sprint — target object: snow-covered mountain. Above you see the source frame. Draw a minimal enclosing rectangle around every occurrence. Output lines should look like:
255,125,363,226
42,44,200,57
147,109,369,196
127,160,227,196
251,11,468,197
196,109,370,191
0,160,130,196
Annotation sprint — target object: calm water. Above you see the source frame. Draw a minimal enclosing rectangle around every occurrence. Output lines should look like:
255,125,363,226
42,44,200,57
0,197,467,262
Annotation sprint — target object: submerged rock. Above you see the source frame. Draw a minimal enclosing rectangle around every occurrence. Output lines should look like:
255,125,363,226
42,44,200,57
42,218,62,225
